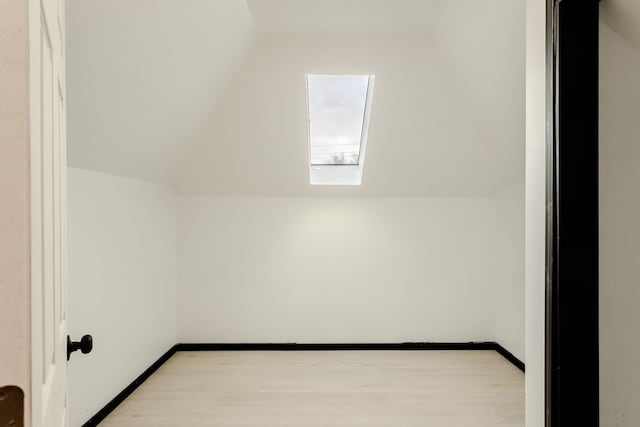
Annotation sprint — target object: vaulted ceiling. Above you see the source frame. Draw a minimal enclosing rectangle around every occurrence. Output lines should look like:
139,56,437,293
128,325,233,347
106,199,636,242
66,0,254,184
601,0,640,51
246,0,448,37
67,0,526,197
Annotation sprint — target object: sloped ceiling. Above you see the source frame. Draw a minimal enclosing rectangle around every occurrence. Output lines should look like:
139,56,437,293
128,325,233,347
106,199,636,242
246,0,447,37
435,0,526,194
67,0,525,197
66,0,254,184
601,0,640,51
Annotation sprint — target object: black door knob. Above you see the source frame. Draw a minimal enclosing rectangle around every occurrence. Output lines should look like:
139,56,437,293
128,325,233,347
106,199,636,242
67,335,93,361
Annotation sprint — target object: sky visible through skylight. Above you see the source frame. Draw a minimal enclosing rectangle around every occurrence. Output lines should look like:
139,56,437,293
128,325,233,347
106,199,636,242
307,75,370,165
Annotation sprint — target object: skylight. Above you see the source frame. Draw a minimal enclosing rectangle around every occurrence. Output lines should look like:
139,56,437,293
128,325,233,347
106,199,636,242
306,74,375,185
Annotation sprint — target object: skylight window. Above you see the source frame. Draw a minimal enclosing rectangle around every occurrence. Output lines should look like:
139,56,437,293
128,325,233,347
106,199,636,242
306,74,375,185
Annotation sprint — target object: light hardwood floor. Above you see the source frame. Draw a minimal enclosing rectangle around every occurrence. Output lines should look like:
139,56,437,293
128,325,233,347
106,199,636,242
100,350,524,427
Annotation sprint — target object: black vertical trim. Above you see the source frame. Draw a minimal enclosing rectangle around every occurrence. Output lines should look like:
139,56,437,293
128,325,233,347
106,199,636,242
545,1,556,425
547,1,600,426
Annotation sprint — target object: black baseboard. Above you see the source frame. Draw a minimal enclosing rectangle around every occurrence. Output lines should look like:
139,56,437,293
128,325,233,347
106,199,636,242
175,341,498,351
176,342,524,372
82,345,178,427
86,341,524,425
494,343,525,373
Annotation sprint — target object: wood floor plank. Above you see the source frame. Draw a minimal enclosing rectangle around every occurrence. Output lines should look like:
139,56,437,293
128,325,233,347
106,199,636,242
99,350,524,427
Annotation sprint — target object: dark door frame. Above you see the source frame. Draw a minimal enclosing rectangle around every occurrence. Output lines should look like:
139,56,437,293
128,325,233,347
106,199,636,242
546,0,600,426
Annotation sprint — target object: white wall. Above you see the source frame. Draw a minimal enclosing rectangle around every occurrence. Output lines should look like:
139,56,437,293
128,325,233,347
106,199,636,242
599,21,640,427
177,196,498,344
66,174,526,422
525,0,548,425
494,185,525,362
67,168,177,427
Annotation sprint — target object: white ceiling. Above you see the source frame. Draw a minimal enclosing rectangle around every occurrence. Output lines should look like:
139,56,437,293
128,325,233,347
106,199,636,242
66,0,254,184
246,0,447,37
601,0,640,51
67,0,526,197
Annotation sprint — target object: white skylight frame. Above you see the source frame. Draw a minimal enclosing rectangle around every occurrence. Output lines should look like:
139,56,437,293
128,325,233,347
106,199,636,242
306,74,375,186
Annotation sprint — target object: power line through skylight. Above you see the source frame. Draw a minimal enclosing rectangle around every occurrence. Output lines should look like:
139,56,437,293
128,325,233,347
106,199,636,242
306,74,375,185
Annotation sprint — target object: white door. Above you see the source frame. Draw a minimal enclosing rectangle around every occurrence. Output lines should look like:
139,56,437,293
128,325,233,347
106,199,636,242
30,0,69,426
